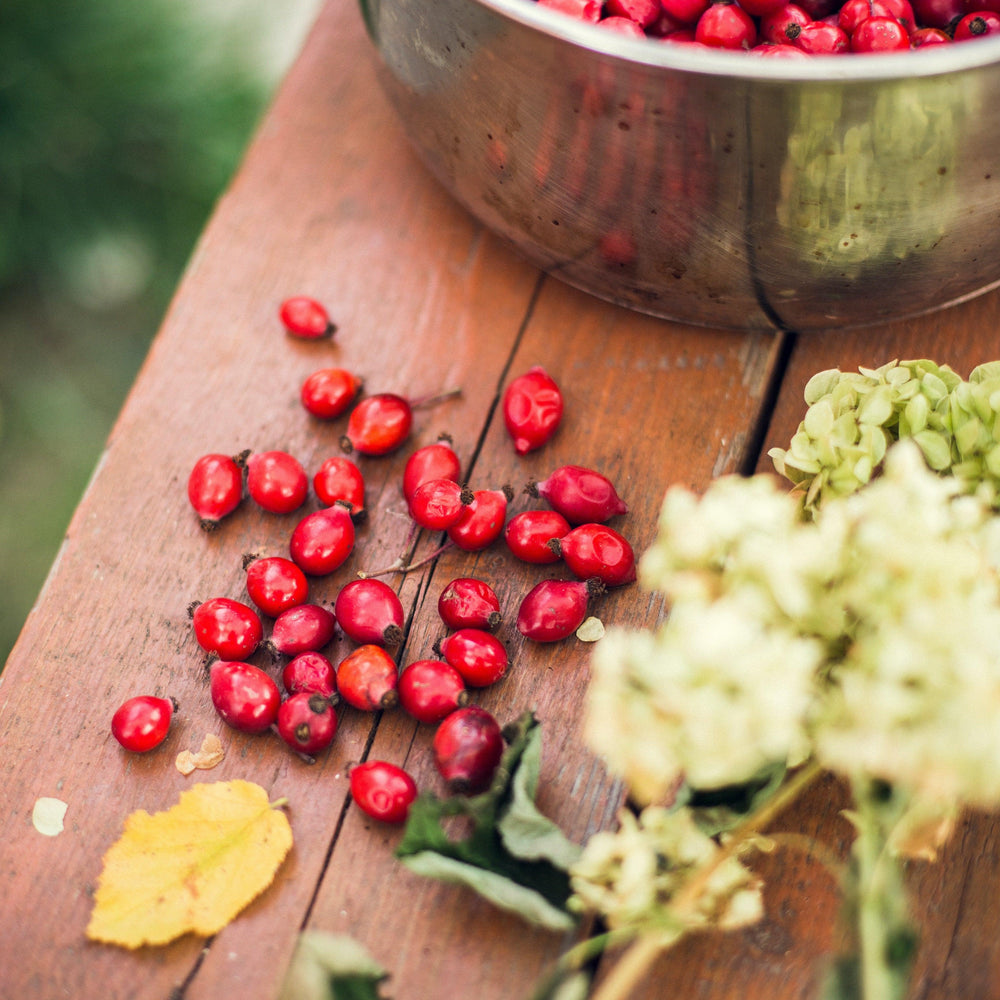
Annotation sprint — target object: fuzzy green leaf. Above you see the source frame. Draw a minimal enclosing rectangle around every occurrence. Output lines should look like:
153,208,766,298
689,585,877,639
278,931,390,1000
395,711,579,931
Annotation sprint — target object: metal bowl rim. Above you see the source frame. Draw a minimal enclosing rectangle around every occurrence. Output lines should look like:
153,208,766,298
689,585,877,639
466,0,1000,81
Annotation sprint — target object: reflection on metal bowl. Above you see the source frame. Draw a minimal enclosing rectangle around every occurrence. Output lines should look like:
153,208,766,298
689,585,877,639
360,0,1000,332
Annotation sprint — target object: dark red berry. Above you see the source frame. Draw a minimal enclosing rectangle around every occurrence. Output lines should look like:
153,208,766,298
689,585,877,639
660,0,711,23
282,651,337,698
244,555,309,617
313,456,366,517
210,660,281,734
402,436,461,504
276,692,338,756
337,645,399,711
845,14,903,48
911,0,964,25
447,486,512,551
280,295,336,339
111,695,174,753
759,2,813,42
737,0,789,15
837,0,899,31
398,658,468,723
502,366,564,456
954,9,1000,36
187,451,246,530
794,19,850,50
438,577,503,632
695,1,758,47
341,393,413,456
504,509,571,564
528,465,627,525
289,503,356,575
350,760,418,824
268,603,338,657
516,578,605,642
246,450,309,515
341,389,461,456
433,706,504,794
334,579,405,646
436,629,509,687
550,523,637,587
408,478,471,530
910,24,952,41
301,367,362,420
191,597,263,661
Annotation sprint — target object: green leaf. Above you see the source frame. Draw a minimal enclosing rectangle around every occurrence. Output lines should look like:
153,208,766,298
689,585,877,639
498,718,583,870
395,711,579,931
278,931,390,1000
683,762,788,838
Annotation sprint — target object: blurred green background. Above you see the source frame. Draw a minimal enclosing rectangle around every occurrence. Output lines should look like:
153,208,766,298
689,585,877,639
0,0,320,668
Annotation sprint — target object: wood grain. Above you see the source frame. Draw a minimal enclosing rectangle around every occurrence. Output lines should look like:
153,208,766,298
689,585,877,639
2,0,1000,998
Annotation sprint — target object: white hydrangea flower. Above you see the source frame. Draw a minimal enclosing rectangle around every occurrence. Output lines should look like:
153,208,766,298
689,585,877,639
813,444,1000,807
569,807,762,936
587,591,820,802
588,439,1000,816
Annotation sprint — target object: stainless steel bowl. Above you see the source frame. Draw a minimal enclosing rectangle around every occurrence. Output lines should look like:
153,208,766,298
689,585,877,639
360,0,1000,332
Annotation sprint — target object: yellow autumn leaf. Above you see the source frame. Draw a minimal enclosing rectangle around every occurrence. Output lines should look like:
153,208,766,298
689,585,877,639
86,779,292,948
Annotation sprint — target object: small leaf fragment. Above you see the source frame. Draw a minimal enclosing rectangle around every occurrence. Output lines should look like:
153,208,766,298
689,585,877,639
86,779,292,948
32,797,67,837
175,733,225,775
576,617,605,642
279,931,390,1000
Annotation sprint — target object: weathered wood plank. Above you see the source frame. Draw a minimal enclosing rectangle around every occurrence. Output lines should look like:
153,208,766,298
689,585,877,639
302,278,787,1000
0,3,783,1000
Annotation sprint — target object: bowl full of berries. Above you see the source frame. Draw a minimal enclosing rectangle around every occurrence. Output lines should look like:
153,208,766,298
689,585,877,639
360,0,1000,332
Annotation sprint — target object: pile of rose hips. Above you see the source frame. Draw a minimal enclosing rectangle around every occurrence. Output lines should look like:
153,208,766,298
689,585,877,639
539,0,1000,53
111,296,635,826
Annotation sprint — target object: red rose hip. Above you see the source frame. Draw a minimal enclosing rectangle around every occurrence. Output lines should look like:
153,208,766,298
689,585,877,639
503,366,564,455
433,706,505,794
290,503,356,575
398,658,468,723
350,760,418,824
447,486,513,551
276,692,338,756
516,578,605,642
210,660,280,734
313,456,366,516
246,450,309,515
187,451,246,530
334,579,405,646
191,597,263,661
282,651,337,698
438,577,503,632
528,465,627,524
280,295,336,339
436,629,509,687
341,393,414,456
300,367,362,420
402,435,462,504
337,645,399,711
505,509,571,564
550,523,637,587
111,695,174,753
244,555,309,617
268,603,338,657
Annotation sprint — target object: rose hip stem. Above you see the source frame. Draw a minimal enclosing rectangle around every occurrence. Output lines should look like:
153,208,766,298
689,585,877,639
408,387,463,409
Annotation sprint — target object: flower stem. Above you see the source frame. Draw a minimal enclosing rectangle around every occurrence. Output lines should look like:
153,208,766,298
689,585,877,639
591,760,823,1000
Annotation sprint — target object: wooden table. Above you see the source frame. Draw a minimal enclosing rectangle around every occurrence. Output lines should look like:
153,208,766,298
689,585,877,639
3,2,1000,998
